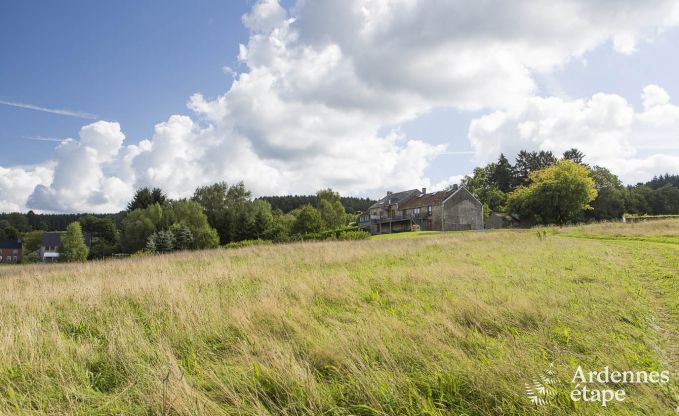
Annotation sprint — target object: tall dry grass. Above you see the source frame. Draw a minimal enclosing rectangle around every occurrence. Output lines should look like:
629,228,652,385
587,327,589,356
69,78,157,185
0,226,677,415
561,218,679,237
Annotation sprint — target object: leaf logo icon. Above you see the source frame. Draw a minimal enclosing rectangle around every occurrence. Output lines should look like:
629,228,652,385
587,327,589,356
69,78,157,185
525,363,558,406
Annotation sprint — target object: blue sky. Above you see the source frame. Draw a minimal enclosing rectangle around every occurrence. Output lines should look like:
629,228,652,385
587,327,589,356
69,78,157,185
0,1,249,165
1,0,679,213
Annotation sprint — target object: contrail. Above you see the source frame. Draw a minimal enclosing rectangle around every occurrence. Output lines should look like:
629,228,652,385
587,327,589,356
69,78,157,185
22,136,63,142
0,99,97,120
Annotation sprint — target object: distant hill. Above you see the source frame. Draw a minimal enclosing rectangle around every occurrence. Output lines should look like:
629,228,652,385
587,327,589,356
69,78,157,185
258,195,375,213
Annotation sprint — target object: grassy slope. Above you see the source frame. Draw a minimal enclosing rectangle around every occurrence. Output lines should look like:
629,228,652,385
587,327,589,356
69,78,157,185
0,222,677,415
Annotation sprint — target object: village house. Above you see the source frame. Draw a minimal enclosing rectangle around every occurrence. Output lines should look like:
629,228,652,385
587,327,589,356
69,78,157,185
0,238,22,264
39,231,91,263
357,187,483,235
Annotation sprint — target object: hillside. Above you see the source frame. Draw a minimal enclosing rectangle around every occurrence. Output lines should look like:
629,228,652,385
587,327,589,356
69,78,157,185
0,221,677,414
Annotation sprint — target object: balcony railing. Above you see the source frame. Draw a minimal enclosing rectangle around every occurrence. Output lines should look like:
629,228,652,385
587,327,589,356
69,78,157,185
358,212,431,224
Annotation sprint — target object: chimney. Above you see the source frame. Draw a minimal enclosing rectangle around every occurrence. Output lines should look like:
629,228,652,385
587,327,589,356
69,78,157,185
386,191,393,196
421,187,426,194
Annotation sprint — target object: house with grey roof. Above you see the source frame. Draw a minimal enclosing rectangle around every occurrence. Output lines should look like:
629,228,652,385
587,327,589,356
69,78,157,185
0,239,22,264
357,187,483,234
39,231,92,262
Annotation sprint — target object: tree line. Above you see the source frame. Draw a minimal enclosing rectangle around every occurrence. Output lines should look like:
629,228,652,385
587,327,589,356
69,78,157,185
2,151,678,261
1,183,370,263
461,148,679,225
260,195,374,214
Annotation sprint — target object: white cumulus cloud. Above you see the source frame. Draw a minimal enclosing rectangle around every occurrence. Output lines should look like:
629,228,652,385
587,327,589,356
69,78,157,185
25,121,133,213
2,0,679,212
469,85,679,184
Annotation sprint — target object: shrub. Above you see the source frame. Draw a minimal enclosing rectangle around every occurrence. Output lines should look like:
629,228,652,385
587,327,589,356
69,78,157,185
293,227,369,241
224,239,273,249
337,230,370,240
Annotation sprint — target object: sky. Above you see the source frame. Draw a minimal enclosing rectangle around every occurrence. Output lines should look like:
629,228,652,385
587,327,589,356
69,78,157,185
1,0,679,213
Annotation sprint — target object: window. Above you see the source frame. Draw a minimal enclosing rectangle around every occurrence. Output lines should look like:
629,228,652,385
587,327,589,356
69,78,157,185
427,205,432,215
413,207,421,215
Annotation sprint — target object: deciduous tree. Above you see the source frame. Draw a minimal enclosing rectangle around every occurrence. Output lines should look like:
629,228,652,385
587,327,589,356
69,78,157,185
507,160,597,225
292,205,324,235
60,222,88,262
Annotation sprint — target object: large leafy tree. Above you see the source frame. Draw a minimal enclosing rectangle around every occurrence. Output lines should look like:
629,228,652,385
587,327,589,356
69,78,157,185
22,230,44,254
292,205,324,235
589,166,625,220
121,200,219,254
79,215,118,258
193,182,250,244
625,185,652,214
252,199,274,239
267,211,296,242
316,188,346,229
648,184,679,214
624,181,679,215
461,166,507,212
507,160,597,225
192,182,277,243
121,203,163,253
192,182,230,239
167,200,219,249
0,221,20,240
3,213,31,232
60,222,88,262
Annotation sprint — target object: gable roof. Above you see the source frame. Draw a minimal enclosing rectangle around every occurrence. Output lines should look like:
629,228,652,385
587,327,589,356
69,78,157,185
41,231,92,247
442,186,483,207
0,239,21,249
42,232,63,248
399,190,454,210
369,189,421,210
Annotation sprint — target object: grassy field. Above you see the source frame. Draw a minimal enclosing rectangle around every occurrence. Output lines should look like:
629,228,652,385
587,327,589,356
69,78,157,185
370,231,446,240
0,221,677,415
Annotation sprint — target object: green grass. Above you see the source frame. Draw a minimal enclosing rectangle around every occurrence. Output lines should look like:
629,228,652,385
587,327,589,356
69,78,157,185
0,221,677,415
371,230,446,240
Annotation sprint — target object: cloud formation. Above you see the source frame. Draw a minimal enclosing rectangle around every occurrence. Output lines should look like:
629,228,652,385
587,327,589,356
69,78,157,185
2,0,679,212
26,121,132,213
469,85,679,183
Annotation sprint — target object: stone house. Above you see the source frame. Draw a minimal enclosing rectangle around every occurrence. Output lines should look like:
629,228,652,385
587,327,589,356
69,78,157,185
0,239,22,264
358,187,483,234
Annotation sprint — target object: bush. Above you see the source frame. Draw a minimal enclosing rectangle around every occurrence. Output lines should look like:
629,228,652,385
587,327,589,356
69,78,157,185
293,227,369,241
337,230,370,240
223,239,273,249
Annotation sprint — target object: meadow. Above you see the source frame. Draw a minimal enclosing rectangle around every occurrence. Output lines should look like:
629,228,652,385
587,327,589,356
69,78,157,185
0,221,677,415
